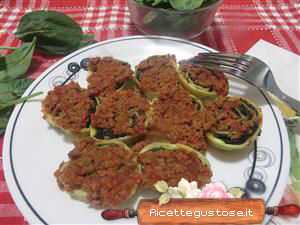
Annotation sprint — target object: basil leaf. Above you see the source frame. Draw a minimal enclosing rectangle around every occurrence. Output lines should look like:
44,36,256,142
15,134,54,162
0,38,35,81
15,10,94,55
169,0,204,10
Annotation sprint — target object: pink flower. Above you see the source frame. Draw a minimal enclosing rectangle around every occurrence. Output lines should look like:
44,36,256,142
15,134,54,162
198,182,233,199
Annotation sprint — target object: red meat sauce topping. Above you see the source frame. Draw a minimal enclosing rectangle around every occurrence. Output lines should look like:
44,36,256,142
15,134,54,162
55,138,141,207
138,149,212,188
91,90,150,136
42,82,95,133
180,63,229,96
150,88,216,151
205,97,260,139
136,55,181,98
87,57,134,98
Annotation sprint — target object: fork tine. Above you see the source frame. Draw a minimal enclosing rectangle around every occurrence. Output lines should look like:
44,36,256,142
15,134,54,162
198,54,250,67
200,53,253,63
190,57,249,72
191,61,245,77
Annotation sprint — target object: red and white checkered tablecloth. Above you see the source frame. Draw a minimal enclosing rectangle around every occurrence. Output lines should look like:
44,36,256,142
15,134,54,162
0,0,299,224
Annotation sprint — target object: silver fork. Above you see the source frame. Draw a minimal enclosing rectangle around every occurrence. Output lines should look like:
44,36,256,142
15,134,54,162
185,52,300,114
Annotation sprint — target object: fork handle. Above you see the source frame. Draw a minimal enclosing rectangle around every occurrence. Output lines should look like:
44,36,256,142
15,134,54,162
265,77,300,114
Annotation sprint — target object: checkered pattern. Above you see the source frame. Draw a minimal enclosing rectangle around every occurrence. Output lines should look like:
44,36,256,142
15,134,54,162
0,0,299,224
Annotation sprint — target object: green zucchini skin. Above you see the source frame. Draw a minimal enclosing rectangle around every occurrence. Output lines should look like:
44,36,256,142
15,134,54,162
206,97,263,151
177,63,229,99
137,142,212,188
90,126,145,145
139,142,210,167
178,71,217,98
55,139,140,207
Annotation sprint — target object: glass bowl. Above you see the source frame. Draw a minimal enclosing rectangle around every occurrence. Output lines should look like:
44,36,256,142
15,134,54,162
128,0,223,39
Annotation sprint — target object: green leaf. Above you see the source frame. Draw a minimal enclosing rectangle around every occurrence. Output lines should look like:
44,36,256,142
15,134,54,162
0,38,36,81
0,92,17,103
0,46,18,50
15,10,94,55
0,107,13,135
0,91,43,111
12,78,33,96
135,0,171,8
152,0,164,6
0,91,42,136
0,78,33,97
170,0,204,10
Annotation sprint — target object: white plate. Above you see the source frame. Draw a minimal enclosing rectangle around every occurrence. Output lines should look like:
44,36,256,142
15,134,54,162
3,36,290,225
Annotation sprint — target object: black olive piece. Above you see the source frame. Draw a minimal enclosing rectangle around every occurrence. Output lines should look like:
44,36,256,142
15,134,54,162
95,128,114,139
95,128,127,139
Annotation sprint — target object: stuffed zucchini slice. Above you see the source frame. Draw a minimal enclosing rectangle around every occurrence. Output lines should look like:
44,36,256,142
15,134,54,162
87,57,137,99
178,62,229,98
135,54,181,100
138,142,212,188
90,89,151,143
42,81,95,136
150,87,214,151
55,138,141,208
206,96,263,151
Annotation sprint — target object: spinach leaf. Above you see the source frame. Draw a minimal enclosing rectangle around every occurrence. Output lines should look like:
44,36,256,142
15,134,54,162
0,107,12,135
0,91,43,111
12,79,33,97
0,78,33,97
0,90,42,135
0,81,41,135
15,11,94,55
135,0,215,10
0,38,35,81
0,92,16,103
136,0,171,8
169,0,204,10
152,0,168,6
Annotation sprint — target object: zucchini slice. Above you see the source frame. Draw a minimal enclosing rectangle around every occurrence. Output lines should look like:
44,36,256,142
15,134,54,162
135,55,180,100
90,90,150,143
41,82,95,136
55,138,141,208
87,57,135,98
138,142,212,188
178,63,229,98
206,96,263,151
149,87,211,151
